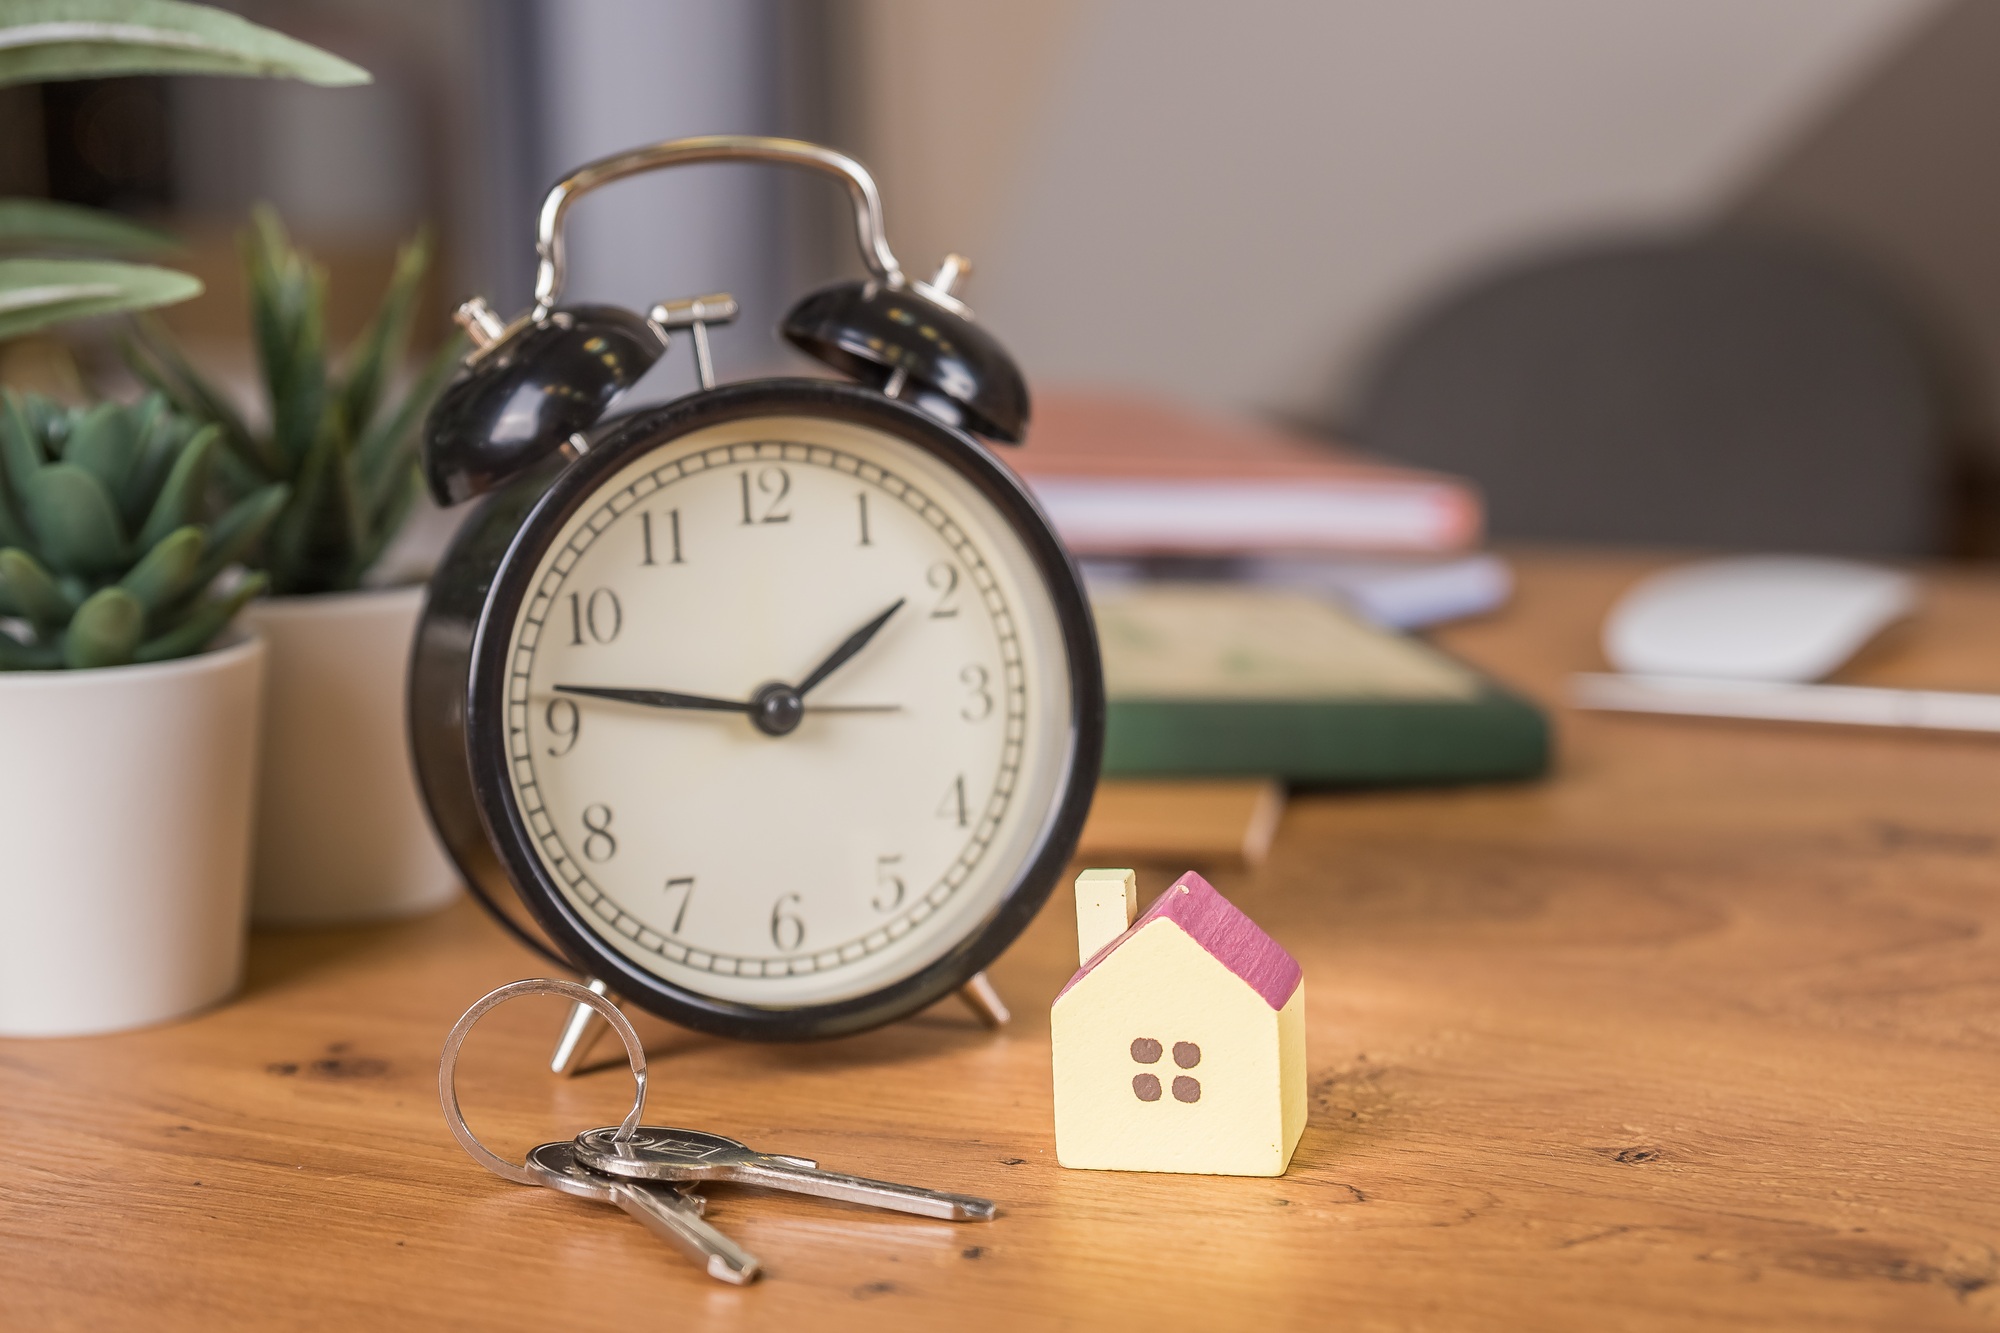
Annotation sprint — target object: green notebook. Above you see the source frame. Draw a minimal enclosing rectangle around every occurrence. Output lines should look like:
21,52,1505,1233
1094,585,1549,785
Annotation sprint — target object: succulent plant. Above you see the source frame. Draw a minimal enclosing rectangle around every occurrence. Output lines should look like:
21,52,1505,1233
0,391,287,669
125,208,459,596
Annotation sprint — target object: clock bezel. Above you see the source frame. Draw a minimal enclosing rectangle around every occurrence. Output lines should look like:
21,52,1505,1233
461,378,1104,1041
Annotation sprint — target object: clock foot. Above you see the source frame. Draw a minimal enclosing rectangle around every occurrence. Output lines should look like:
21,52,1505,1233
957,971,1011,1028
551,977,617,1076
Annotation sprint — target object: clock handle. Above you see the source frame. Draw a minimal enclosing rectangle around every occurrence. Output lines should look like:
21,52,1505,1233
532,135,906,318
547,973,1011,1076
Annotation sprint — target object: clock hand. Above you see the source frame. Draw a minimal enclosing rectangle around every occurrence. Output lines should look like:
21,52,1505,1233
553,685,751,713
794,598,906,697
553,685,901,717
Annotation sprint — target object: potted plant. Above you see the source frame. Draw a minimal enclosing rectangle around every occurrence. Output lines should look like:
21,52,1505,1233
128,209,462,925
0,393,289,1035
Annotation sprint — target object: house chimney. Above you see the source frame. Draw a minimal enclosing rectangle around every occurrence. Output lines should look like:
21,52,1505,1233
1075,869,1138,965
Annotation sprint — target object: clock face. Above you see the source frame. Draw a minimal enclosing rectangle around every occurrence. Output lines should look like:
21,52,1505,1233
498,411,1077,1008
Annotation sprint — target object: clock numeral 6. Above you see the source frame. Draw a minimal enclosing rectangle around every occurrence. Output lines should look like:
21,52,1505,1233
545,697,581,756
739,467,792,525
580,803,617,862
770,893,806,951
567,588,622,645
873,854,905,912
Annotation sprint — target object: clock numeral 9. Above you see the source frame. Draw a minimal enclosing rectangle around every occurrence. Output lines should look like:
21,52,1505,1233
739,467,792,525
661,875,695,933
927,561,960,618
640,510,684,566
960,664,994,721
545,697,581,756
770,893,806,951
936,774,969,829
580,804,617,862
567,588,622,645
873,854,905,912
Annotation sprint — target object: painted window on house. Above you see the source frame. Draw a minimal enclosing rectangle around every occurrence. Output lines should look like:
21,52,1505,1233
1131,1036,1200,1102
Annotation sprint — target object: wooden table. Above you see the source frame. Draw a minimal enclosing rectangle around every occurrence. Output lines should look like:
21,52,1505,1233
8,552,2000,1331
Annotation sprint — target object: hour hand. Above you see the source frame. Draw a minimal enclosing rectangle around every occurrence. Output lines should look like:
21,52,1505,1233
553,684,751,713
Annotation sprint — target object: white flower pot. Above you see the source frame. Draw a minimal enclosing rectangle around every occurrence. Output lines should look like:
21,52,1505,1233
0,637,265,1037
241,587,460,924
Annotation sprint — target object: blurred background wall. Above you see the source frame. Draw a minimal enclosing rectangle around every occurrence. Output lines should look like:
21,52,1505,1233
13,0,2000,551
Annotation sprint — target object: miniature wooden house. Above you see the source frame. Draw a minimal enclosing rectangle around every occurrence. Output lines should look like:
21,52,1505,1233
1052,869,1306,1176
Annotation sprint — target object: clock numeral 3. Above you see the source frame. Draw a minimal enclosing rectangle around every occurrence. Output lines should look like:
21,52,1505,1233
545,697,581,756
739,467,792,525
661,875,695,933
567,588,622,645
927,561,960,618
640,510,684,566
936,774,969,829
873,854,905,912
770,893,806,951
580,803,617,862
960,664,994,721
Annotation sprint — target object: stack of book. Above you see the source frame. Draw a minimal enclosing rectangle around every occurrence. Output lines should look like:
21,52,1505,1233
1005,392,1548,820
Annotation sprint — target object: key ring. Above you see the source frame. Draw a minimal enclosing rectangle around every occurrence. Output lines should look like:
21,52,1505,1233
438,978,647,1186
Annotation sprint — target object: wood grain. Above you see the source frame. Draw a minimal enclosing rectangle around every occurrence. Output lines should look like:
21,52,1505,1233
7,550,2000,1330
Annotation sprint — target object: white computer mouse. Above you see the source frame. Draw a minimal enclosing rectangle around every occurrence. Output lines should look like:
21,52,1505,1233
1603,555,1915,682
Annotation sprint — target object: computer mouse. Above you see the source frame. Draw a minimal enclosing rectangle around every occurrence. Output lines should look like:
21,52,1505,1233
1603,555,1915,682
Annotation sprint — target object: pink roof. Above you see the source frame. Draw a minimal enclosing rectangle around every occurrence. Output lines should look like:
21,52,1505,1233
1057,871,1302,1009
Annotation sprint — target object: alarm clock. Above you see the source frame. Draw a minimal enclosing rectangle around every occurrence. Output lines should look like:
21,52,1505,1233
409,136,1104,1043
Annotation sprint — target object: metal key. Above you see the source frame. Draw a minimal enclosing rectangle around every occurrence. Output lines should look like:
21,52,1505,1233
525,1141,764,1284
572,1126,997,1222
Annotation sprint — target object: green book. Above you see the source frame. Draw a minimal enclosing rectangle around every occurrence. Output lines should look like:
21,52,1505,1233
1094,585,1549,785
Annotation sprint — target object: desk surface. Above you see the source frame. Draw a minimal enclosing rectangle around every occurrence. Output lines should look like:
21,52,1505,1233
8,552,2000,1332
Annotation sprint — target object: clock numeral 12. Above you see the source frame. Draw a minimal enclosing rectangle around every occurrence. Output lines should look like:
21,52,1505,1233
856,492,872,547
770,893,806,951
661,875,695,933
739,467,792,525
936,774,969,829
640,510,684,566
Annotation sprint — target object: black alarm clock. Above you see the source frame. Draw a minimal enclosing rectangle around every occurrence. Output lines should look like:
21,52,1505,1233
409,136,1104,1043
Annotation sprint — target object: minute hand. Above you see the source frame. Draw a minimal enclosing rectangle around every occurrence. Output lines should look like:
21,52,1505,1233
795,598,906,697
552,685,751,713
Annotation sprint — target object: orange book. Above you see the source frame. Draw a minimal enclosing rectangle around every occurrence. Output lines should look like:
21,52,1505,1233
1005,391,1482,556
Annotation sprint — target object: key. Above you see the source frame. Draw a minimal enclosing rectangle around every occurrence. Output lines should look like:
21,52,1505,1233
571,1126,997,1222
525,1141,764,1284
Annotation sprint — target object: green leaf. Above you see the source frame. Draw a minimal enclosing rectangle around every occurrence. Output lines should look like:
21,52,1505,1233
137,570,264,664
0,546,75,629
189,481,286,591
120,524,205,614
134,422,214,551
338,229,429,441
0,627,61,670
61,400,140,493
244,207,327,472
351,465,421,584
266,421,359,594
0,392,41,547
0,0,371,88
121,318,269,480
0,257,200,339
354,333,459,516
23,463,127,574
63,585,142,668
0,198,175,255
